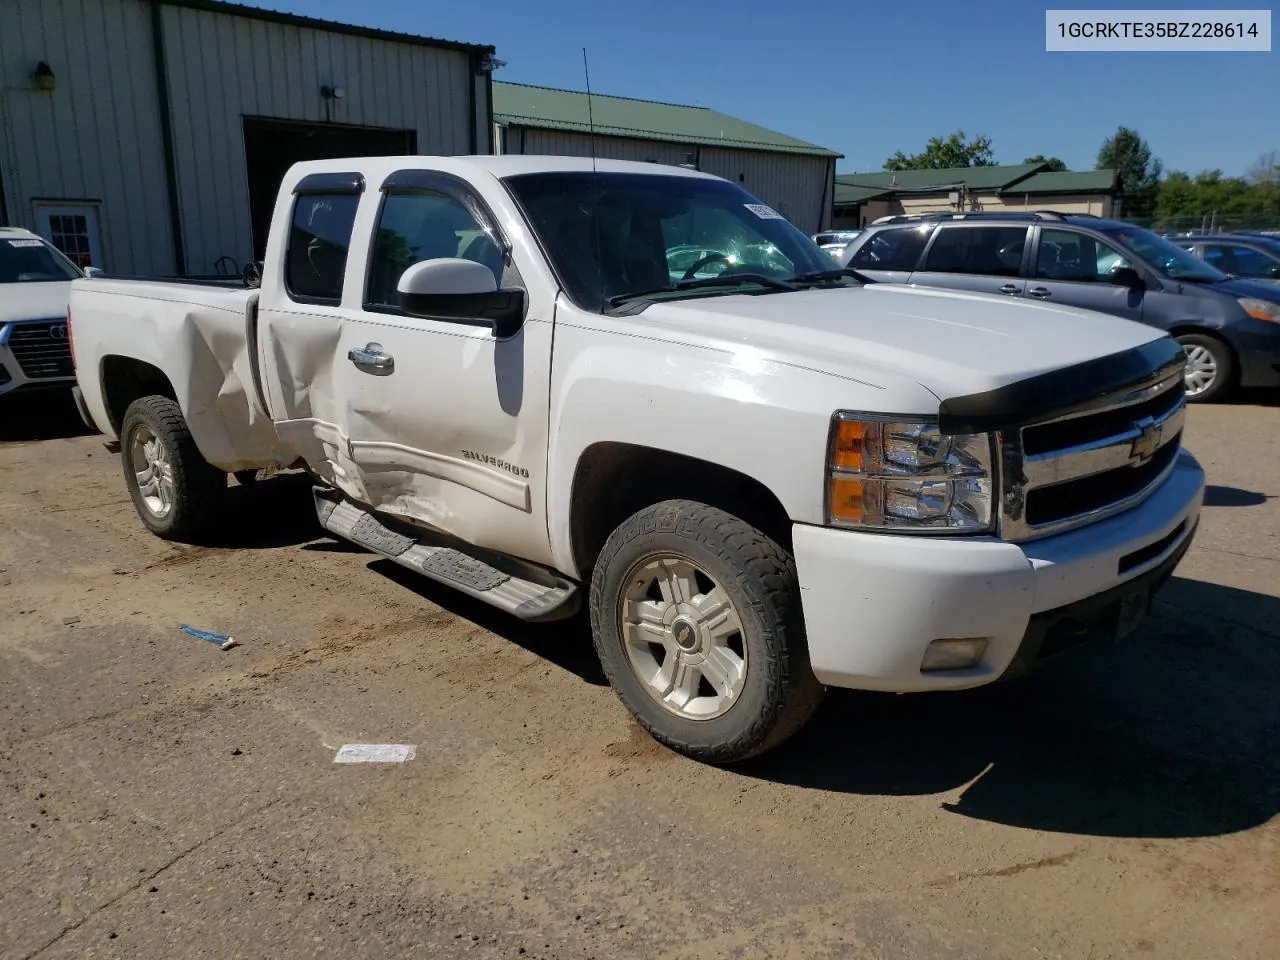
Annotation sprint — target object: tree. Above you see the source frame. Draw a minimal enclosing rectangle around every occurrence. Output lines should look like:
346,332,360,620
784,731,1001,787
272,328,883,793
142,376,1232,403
1246,150,1279,187
1024,155,1067,172
1097,126,1162,217
884,131,995,170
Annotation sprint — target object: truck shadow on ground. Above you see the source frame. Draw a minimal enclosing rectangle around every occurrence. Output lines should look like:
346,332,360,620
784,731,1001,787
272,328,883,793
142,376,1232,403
366,559,608,687
201,473,326,549
737,576,1279,841
0,391,98,443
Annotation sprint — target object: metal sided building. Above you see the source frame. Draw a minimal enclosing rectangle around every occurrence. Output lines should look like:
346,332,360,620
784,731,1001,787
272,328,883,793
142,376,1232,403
0,0,498,278
493,81,841,236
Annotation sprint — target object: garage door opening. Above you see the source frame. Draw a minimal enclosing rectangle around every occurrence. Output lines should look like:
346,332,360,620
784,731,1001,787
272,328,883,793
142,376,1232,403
242,117,416,260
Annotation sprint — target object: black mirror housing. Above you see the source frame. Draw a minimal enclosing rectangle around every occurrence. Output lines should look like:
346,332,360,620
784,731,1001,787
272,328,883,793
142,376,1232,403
1109,266,1145,289
400,288,526,339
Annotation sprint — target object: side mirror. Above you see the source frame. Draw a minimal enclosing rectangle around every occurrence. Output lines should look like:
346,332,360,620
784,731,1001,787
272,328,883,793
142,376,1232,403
396,258,524,338
83,266,104,279
1109,266,1145,289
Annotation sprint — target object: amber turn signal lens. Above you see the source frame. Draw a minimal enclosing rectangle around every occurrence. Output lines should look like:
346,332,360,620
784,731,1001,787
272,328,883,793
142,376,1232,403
831,419,866,470
828,477,865,523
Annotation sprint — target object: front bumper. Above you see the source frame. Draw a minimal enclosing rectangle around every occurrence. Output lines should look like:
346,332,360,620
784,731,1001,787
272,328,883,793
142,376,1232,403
0,319,75,397
792,448,1205,692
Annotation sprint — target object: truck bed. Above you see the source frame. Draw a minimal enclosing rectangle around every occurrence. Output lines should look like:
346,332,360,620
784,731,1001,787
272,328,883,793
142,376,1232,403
69,277,294,471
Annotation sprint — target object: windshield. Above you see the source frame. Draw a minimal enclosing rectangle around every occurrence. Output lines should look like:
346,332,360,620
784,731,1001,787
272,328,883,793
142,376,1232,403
1,236,82,283
0,236,82,283
1103,225,1225,282
502,171,839,311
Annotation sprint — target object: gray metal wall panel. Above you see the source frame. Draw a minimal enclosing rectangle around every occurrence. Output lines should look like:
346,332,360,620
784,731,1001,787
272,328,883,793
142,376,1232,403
160,4,483,274
0,0,175,274
510,128,689,166
502,128,831,234
698,148,831,235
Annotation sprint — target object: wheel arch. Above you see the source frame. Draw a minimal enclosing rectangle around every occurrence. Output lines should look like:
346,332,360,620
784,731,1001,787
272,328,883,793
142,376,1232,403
568,441,795,584
100,355,178,435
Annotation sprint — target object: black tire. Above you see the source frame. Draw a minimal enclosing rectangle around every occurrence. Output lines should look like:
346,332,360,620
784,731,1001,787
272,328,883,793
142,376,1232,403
1176,332,1235,403
119,395,226,542
589,499,825,764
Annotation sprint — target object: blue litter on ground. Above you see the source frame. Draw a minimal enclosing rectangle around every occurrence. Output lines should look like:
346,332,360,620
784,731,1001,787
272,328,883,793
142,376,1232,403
179,624,238,650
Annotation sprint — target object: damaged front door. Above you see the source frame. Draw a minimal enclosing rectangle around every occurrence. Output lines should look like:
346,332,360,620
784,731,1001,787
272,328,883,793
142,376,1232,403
335,171,553,566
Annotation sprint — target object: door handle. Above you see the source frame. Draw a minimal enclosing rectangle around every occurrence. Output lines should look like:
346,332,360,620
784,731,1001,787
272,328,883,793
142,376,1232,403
998,284,1019,294
348,344,394,370
1028,287,1051,298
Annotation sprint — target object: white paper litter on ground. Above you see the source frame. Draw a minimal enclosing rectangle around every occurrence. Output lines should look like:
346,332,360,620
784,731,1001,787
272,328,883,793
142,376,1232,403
333,743,416,764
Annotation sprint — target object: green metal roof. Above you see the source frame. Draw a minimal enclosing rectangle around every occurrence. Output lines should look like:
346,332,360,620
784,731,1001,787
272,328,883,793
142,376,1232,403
162,0,494,53
833,182,894,205
493,82,841,158
834,163,1045,193
1001,169,1119,194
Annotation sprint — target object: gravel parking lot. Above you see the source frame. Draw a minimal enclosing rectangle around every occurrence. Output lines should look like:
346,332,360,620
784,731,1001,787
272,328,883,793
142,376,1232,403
2,389,1277,960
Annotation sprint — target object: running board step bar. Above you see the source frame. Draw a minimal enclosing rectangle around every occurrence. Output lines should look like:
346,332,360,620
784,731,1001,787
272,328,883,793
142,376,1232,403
313,488,580,622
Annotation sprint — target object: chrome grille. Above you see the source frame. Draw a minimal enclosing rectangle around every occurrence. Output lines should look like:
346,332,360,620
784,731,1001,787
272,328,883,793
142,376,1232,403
8,319,73,380
998,360,1186,542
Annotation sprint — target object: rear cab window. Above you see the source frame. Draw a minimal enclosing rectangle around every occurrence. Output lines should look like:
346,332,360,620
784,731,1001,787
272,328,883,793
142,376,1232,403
922,225,1028,277
284,173,363,305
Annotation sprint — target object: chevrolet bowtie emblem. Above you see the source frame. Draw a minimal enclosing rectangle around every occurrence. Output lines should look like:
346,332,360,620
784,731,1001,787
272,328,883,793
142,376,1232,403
1130,417,1162,463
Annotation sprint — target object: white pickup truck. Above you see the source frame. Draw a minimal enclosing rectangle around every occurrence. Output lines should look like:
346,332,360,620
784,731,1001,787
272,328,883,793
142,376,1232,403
67,155,1205,763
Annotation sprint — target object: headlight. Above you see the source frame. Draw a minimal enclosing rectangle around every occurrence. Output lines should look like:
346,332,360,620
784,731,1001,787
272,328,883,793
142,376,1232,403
825,413,996,533
1239,298,1280,323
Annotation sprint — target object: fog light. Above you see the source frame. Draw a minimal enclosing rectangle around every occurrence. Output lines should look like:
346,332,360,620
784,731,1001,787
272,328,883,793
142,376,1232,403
921,638,989,672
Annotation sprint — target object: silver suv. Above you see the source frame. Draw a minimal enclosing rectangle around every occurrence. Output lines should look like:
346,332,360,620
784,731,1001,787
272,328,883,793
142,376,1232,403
838,211,1280,402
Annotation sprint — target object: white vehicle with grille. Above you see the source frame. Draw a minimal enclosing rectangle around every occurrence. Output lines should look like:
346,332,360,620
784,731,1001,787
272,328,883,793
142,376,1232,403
0,227,97,397
66,156,1205,763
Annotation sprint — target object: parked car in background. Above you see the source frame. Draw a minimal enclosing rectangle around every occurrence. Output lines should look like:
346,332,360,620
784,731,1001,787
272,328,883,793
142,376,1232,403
839,211,1280,402
0,226,100,399
1175,234,1280,287
812,229,862,261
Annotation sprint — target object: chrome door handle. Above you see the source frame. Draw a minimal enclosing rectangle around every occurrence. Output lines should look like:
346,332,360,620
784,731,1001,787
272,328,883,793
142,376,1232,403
348,344,394,370
998,284,1019,294
1028,287,1051,298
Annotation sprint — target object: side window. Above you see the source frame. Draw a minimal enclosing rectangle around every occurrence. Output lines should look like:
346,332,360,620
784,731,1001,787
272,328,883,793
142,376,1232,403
924,225,1027,277
1205,244,1274,278
366,189,504,310
284,193,359,303
1033,228,1130,282
849,227,930,271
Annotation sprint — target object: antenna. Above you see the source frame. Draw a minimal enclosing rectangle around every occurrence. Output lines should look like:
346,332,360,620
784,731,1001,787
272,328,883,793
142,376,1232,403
583,47,605,313
582,47,598,172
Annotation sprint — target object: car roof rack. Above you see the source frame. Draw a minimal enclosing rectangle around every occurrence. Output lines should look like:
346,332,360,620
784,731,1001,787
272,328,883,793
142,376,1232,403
870,210,1076,225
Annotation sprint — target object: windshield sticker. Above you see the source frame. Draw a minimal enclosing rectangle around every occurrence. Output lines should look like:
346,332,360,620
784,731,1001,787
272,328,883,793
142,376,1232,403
7,239,45,247
744,203,784,220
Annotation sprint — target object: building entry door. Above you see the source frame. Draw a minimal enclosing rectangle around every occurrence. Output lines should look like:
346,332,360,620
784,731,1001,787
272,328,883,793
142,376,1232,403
32,202,104,269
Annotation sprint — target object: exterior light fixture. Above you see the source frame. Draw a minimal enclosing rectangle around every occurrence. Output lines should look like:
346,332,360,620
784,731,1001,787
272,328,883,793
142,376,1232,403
33,61,56,91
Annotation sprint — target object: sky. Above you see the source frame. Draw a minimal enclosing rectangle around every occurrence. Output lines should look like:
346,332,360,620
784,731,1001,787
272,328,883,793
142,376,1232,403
257,0,1277,177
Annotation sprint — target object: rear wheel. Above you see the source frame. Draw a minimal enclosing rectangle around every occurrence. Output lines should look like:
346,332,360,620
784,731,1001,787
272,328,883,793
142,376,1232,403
120,395,226,541
1176,332,1235,403
589,499,824,764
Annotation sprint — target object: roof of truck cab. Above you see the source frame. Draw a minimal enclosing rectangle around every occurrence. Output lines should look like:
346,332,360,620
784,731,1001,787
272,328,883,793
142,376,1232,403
285,154,725,182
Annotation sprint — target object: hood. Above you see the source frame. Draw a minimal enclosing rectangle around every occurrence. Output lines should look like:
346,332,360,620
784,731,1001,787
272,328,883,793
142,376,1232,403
625,283,1167,401
0,282,71,324
1202,275,1280,301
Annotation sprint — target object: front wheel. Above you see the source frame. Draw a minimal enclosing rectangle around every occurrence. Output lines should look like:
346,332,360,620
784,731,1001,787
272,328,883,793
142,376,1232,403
1177,333,1235,403
589,499,824,764
120,395,226,541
